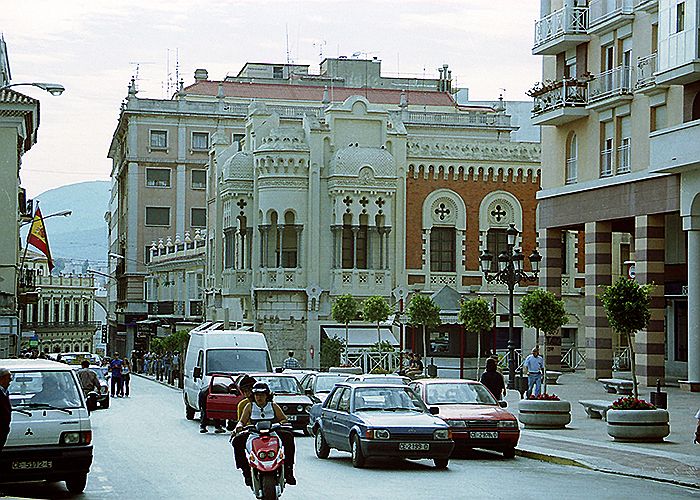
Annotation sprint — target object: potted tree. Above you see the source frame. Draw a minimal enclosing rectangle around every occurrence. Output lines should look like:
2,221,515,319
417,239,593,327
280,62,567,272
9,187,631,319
332,294,359,364
362,295,391,365
600,277,669,441
406,294,441,375
457,298,494,379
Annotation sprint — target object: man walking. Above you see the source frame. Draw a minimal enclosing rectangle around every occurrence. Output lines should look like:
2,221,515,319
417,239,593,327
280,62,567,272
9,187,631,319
282,351,300,370
1,368,11,450
524,346,544,398
77,360,100,397
109,353,124,397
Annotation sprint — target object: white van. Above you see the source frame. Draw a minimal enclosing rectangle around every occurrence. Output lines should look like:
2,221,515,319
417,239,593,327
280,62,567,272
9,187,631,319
183,323,272,419
0,359,93,493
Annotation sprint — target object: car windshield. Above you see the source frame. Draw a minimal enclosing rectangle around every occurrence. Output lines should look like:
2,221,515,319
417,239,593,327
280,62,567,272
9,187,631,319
425,382,498,405
256,376,302,395
206,349,272,375
9,371,83,409
315,376,347,393
354,387,426,412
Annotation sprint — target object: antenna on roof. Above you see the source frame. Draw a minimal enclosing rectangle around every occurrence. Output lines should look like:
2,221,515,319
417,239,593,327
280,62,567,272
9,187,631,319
285,24,291,64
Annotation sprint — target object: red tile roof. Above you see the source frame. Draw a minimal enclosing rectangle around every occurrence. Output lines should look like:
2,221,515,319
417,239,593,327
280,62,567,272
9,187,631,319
183,80,457,107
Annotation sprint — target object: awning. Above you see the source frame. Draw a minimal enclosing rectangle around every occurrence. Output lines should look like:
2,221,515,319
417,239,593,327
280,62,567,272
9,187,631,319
323,327,398,347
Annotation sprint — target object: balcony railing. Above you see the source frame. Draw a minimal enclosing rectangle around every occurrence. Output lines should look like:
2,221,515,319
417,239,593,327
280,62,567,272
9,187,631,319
588,66,633,102
534,6,588,48
222,269,252,294
589,0,634,29
601,148,614,177
617,141,631,173
566,157,578,184
635,53,658,89
23,321,101,330
257,268,305,289
331,269,392,295
530,78,588,115
390,110,512,128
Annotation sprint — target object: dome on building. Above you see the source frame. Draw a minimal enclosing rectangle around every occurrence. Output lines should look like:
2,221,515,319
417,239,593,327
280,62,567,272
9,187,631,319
330,145,396,177
256,127,309,153
222,151,254,181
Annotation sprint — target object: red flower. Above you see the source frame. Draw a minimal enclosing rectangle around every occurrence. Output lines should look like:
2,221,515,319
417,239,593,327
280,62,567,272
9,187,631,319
528,393,560,401
611,396,656,410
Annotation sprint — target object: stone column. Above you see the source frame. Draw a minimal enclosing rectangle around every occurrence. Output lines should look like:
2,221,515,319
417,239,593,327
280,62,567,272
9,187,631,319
539,228,563,370
687,229,700,385
277,225,285,268
384,227,392,271
635,214,666,387
331,226,339,268
378,228,384,269
585,221,613,379
367,227,374,269
295,225,303,268
246,228,253,269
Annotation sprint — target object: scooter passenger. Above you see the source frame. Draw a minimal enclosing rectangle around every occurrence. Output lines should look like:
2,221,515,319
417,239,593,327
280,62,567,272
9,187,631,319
234,382,297,486
231,375,256,480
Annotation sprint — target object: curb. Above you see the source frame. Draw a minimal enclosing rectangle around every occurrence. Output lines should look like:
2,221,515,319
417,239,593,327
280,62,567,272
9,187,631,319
516,448,700,490
133,372,182,392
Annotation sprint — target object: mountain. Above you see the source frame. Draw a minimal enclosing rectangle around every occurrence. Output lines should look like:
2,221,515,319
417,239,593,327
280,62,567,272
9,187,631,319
21,181,110,265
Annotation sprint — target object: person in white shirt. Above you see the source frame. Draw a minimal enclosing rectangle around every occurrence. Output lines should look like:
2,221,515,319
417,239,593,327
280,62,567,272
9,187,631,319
524,346,544,397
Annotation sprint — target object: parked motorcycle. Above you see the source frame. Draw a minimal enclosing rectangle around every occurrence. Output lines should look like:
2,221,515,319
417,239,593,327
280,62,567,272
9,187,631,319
244,421,288,500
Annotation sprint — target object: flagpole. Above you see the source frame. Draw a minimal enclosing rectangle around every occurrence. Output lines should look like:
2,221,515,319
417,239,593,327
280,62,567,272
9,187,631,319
18,202,37,280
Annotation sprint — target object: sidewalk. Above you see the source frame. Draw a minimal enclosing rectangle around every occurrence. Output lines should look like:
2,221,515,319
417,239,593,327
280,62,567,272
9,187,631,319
132,371,182,391
506,371,700,488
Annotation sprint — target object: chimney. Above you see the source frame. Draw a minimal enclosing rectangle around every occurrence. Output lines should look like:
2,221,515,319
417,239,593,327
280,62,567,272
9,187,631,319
194,68,209,81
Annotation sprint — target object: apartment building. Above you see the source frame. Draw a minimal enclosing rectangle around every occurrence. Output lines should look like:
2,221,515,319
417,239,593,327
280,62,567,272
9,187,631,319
533,0,700,388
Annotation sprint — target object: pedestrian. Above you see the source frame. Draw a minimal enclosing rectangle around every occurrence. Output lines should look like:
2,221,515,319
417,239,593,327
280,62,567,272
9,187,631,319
282,351,300,370
199,384,225,434
165,352,173,385
110,352,124,397
480,357,506,400
695,408,700,445
121,359,131,397
172,351,181,388
406,353,424,379
76,360,101,397
524,346,544,398
0,368,12,453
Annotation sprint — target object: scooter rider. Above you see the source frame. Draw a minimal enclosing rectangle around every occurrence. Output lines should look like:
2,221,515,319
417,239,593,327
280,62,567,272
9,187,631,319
234,382,297,486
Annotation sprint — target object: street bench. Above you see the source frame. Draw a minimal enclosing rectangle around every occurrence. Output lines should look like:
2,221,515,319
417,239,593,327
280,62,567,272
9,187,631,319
579,400,614,420
598,378,633,395
545,370,563,385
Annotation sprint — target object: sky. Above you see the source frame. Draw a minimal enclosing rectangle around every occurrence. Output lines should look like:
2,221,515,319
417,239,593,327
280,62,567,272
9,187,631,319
5,0,541,198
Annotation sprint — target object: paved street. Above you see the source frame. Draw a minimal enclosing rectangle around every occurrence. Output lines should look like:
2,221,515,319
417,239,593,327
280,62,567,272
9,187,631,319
3,376,699,500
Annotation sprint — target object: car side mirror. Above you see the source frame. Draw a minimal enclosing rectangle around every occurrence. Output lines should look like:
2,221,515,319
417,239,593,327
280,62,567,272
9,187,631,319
429,406,440,415
498,401,508,408
193,366,202,380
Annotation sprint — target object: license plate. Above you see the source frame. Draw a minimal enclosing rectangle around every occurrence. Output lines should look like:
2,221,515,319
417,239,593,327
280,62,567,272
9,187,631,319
287,415,297,421
470,431,498,439
399,442,429,451
12,460,53,470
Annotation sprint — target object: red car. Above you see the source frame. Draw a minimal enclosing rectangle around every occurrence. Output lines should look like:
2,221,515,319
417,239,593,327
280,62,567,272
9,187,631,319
205,374,244,423
409,379,519,458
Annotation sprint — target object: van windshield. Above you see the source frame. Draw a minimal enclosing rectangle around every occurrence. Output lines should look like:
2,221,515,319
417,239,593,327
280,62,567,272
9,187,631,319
9,371,83,409
206,349,271,375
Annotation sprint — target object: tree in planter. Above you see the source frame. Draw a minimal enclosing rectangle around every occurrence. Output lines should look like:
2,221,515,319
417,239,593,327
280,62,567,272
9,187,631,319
362,296,392,360
406,294,442,366
458,298,495,379
320,335,344,370
332,294,360,364
520,289,568,393
600,277,653,400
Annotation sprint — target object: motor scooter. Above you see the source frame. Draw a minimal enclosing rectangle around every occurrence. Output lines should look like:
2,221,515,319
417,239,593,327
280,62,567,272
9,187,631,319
244,421,288,500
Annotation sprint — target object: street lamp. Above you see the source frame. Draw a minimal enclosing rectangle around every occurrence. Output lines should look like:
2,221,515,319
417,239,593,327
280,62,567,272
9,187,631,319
20,209,72,227
0,82,65,96
479,223,542,390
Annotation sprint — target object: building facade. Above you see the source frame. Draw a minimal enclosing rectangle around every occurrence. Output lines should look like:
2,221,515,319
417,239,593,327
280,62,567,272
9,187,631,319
533,0,700,387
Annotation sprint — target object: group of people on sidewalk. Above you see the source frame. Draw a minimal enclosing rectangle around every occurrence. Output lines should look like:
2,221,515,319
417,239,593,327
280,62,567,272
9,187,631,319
132,350,182,388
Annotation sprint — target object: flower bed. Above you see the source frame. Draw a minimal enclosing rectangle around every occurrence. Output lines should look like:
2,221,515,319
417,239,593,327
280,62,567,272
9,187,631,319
528,393,560,401
518,397,571,429
611,396,656,410
606,398,669,442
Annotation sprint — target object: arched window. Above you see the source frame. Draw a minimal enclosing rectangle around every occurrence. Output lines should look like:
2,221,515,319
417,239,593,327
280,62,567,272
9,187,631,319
341,213,354,269
566,133,578,184
268,211,279,268
281,211,298,268
83,344,90,352
422,190,466,275
356,214,369,269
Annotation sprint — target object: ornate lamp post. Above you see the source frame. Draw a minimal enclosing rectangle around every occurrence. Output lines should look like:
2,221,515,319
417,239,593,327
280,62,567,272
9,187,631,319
479,223,542,389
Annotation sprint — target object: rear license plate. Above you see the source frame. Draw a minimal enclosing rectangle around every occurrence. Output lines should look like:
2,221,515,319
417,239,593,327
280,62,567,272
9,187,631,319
470,431,498,439
287,415,297,421
399,442,429,451
12,460,53,470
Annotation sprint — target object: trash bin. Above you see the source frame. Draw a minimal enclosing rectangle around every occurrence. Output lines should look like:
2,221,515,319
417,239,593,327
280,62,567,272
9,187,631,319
427,364,438,378
514,375,529,398
650,379,668,409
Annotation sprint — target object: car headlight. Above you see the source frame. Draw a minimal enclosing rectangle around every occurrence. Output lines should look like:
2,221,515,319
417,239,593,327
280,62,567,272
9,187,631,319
446,419,466,427
498,420,518,429
365,429,391,440
433,429,450,440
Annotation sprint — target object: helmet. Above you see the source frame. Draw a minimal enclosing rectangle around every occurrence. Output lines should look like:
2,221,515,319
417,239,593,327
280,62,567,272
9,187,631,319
252,382,271,397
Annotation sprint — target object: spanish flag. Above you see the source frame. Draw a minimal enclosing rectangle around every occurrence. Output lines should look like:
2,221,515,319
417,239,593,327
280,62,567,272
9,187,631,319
27,207,54,271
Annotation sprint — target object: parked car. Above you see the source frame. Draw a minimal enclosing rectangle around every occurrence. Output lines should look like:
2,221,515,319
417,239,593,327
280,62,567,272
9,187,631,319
310,383,454,469
0,359,93,493
240,373,315,434
409,379,519,458
300,373,349,404
344,374,410,385
59,352,102,366
205,374,244,425
71,365,110,409
282,369,317,382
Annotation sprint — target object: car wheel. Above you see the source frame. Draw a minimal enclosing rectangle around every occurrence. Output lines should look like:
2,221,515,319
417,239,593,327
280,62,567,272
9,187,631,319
65,474,88,493
503,447,516,459
315,429,330,459
351,434,365,468
433,458,449,469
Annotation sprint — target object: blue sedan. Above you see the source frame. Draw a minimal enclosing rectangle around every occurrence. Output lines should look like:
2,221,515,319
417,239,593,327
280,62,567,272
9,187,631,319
310,383,454,468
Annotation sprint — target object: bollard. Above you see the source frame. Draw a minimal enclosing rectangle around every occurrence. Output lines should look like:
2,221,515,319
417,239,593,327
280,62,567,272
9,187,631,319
650,378,668,409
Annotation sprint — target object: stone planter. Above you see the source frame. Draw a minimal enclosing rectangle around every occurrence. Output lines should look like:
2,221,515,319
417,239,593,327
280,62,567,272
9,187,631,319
606,409,670,442
518,399,571,429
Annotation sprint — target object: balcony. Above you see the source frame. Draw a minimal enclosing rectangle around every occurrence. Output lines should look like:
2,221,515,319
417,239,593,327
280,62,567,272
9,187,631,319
649,119,700,174
222,269,252,295
635,53,667,93
533,6,589,56
588,0,634,35
256,268,305,290
331,269,392,296
633,0,657,13
529,78,589,126
587,66,634,110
